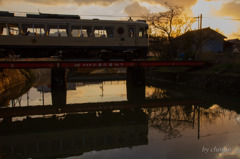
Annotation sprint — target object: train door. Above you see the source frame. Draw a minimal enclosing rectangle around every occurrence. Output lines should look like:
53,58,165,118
127,26,136,47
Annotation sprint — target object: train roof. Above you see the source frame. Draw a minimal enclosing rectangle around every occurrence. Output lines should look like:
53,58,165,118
0,11,148,26
27,13,80,20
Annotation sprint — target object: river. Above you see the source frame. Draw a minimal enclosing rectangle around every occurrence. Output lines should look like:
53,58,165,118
0,68,239,159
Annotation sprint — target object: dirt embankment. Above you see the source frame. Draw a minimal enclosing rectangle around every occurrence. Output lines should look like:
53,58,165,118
147,72,240,95
147,62,240,95
0,69,34,94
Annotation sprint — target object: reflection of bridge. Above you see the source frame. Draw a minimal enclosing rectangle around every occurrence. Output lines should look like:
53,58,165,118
0,98,201,118
0,110,148,159
0,61,205,69
67,73,126,82
0,66,203,118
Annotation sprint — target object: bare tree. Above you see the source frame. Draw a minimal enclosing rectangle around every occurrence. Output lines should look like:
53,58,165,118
233,30,240,38
144,2,196,59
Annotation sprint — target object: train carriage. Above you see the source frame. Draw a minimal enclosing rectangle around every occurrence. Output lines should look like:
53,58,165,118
0,11,149,61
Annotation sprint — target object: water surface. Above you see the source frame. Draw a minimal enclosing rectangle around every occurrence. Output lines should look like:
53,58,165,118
0,69,239,159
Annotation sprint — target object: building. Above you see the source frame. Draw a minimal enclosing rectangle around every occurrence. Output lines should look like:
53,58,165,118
224,39,240,54
174,27,227,59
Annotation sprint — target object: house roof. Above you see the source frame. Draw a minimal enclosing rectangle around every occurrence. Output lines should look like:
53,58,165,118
227,39,240,44
176,27,227,40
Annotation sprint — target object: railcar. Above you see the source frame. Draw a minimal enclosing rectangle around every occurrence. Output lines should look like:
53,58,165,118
0,11,149,61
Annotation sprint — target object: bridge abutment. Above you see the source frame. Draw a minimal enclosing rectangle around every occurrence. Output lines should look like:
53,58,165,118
126,67,145,86
126,67,146,103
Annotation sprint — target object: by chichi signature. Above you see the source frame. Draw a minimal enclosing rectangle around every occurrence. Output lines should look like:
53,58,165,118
202,146,231,154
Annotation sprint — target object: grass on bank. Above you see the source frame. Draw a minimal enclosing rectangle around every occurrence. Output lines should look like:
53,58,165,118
152,62,240,77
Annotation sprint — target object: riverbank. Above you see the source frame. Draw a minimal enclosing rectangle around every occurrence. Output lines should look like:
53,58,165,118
147,62,240,95
0,69,35,94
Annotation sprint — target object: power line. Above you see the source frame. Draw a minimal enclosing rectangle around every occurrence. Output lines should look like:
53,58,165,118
203,16,240,21
2,10,143,18
3,10,240,21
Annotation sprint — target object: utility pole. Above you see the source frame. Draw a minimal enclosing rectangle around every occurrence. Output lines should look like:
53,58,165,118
197,106,201,140
42,85,44,106
100,82,104,98
200,14,202,29
196,14,203,60
27,92,29,106
199,14,203,60
198,15,200,30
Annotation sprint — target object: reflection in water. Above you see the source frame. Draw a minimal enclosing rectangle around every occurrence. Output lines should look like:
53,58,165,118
0,81,32,107
0,109,148,159
0,103,240,158
0,70,240,159
146,105,237,140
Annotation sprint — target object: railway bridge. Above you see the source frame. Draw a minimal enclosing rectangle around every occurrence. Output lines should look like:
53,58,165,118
0,60,205,69
0,60,205,108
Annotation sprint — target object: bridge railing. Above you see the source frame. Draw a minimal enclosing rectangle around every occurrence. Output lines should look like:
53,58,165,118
0,61,205,69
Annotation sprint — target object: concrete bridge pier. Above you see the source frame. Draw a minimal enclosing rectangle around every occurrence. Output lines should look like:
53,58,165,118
126,67,146,103
51,68,67,107
127,67,145,86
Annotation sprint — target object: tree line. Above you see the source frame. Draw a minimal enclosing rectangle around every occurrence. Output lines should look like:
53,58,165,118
143,2,237,60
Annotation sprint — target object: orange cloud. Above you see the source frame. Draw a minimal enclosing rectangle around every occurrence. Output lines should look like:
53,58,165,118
124,2,150,16
217,0,240,18
73,0,123,6
24,0,68,5
0,0,123,6
139,0,198,9
0,0,70,6
1,0,199,8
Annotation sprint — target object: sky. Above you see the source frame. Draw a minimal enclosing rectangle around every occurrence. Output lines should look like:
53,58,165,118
0,0,239,39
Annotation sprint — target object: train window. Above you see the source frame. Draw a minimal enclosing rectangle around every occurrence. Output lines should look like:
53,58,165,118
0,25,3,35
0,24,19,36
139,27,144,38
106,27,114,37
24,24,45,36
48,25,68,37
128,27,134,38
94,26,114,38
145,26,148,38
72,26,92,37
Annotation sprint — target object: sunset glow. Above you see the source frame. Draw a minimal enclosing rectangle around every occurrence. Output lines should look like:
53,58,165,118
0,0,239,38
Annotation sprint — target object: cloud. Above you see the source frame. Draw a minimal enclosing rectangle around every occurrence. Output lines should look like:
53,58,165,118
24,0,69,5
73,0,123,6
124,2,150,16
138,0,198,9
0,0,123,6
217,0,240,18
1,0,199,9
0,0,71,6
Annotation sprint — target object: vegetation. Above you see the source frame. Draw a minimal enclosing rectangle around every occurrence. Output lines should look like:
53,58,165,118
19,69,35,80
151,61,240,77
146,105,225,140
0,69,35,93
144,2,196,59
194,62,240,77
233,28,240,38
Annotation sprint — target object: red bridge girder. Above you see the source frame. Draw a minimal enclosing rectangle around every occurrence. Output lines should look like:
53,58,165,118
0,61,205,69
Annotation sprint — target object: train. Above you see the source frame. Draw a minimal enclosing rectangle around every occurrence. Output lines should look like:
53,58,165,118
0,11,149,61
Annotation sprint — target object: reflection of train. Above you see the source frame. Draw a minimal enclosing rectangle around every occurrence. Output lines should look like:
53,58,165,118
0,109,148,159
0,11,149,61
